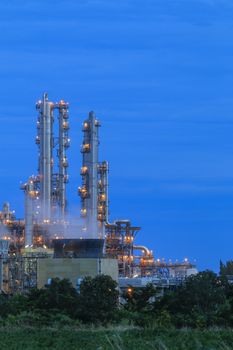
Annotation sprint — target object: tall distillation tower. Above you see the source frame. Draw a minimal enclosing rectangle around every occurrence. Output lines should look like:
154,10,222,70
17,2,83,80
78,112,109,238
21,93,70,246
37,93,54,222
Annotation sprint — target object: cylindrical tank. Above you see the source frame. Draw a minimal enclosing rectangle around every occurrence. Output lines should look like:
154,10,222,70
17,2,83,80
38,93,54,222
24,179,34,246
81,111,100,238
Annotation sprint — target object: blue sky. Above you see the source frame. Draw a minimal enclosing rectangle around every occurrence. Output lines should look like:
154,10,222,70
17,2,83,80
0,0,233,271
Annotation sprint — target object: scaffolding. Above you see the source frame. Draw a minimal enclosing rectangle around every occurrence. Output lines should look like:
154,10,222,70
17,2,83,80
0,253,51,295
105,220,140,277
105,220,196,279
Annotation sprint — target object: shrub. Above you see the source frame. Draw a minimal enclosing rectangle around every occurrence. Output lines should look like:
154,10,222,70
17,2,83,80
77,275,119,324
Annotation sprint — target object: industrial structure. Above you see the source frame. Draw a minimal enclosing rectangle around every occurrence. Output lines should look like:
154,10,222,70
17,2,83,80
77,110,196,280
0,94,197,294
20,93,70,247
78,111,108,239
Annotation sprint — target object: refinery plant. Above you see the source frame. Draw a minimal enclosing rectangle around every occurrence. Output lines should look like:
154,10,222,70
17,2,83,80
0,93,197,294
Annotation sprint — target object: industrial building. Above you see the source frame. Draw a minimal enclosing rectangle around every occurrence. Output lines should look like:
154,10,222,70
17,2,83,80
0,94,197,294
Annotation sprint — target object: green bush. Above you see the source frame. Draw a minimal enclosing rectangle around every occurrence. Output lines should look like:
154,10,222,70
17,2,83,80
122,283,157,312
27,278,78,318
3,270,233,330
77,275,119,324
154,271,232,328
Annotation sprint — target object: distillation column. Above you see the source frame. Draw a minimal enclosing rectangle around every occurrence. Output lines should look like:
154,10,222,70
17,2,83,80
36,93,54,223
79,112,109,238
79,112,100,238
98,161,109,235
22,94,70,247
21,177,38,246
58,100,70,221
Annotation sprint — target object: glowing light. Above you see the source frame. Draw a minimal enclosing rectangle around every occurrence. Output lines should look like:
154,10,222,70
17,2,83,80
81,166,88,175
82,143,90,152
63,121,69,130
81,208,87,217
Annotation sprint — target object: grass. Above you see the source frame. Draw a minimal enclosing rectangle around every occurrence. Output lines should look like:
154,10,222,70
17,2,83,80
0,326,233,349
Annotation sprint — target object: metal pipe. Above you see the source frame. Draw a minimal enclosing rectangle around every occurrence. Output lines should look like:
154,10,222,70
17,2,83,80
24,179,34,246
21,177,35,247
38,93,54,222
133,245,151,256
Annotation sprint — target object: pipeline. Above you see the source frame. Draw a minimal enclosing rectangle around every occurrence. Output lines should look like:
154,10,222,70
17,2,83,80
133,245,151,256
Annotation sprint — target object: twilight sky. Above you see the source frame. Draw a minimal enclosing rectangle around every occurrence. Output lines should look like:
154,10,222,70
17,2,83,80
0,0,233,271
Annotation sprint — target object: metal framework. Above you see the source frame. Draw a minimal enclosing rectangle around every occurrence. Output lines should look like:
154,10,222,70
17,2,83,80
0,99,198,296
105,220,140,277
0,254,49,294
77,113,197,278
21,94,70,247
78,112,108,238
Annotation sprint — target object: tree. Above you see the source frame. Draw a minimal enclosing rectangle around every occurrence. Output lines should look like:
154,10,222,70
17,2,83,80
27,278,78,318
154,271,230,327
78,275,119,324
122,283,157,312
220,260,233,276
0,294,27,318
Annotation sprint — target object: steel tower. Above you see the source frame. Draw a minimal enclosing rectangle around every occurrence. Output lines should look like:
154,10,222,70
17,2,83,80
57,100,69,219
79,112,108,238
21,93,70,246
36,93,54,222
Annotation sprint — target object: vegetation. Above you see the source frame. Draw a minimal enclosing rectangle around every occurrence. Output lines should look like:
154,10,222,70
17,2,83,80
77,274,119,324
0,270,233,329
122,283,156,312
120,271,233,328
0,275,119,325
0,327,233,350
220,260,233,276
154,271,232,328
1,265,233,348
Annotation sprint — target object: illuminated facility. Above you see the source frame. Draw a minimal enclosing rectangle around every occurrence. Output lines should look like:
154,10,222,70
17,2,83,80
0,94,197,294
